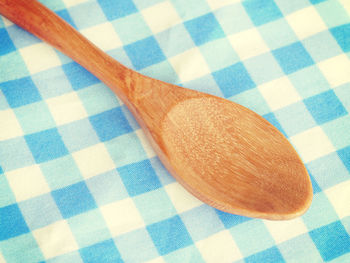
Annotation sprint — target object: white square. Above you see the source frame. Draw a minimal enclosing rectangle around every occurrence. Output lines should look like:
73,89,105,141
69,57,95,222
325,180,350,219
135,129,156,158
169,48,210,83
100,198,145,236
207,0,240,10
263,217,308,244
339,0,350,15
258,77,301,110
287,6,327,40
0,252,5,263
0,109,23,140
20,43,61,74
145,257,166,263
33,220,78,259
196,230,242,263
290,127,335,163
61,0,89,7
228,28,269,60
318,54,350,88
165,182,203,213
46,92,87,125
2,17,13,26
73,143,115,179
6,165,50,202
81,22,122,51
142,2,181,34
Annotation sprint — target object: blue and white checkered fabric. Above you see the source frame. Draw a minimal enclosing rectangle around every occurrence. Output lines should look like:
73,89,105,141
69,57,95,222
1,0,350,262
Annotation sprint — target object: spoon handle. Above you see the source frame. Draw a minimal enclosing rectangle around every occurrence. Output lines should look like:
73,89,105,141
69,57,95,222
0,0,129,97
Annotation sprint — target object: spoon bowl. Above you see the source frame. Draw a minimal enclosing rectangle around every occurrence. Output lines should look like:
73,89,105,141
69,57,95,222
0,0,313,220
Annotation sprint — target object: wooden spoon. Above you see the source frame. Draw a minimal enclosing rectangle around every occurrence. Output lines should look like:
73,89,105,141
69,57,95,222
0,0,312,220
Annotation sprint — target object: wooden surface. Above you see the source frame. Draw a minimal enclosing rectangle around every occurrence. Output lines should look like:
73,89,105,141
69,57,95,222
0,0,313,220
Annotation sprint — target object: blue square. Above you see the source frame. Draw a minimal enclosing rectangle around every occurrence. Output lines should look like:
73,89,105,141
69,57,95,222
170,0,210,20
164,245,205,263
304,90,347,125
0,90,9,110
302,193,338,230
33,67,72,99
14,101,56,134
140,61,178,85
213,62,256,97
263,113,284,132
278,234,323,262
0,137,35,172
303,31,343,62
330,23,350,52
19,194,62,230
215,210,251,228
40,156,83,190
59,119,100,152
0,49,30,84
232,88,271,116
273,0,310,15
105,132,147,167
51,181,97,218
25,128,68,163
46,251,82,263
150,157,175,185
0,77,41,108
124,36,166,70
80,239,122,263
274,102,317,136
243,0,283,26
6,25,41,49
86,170,128,206
310,0,327,3
307,152,349,189
89,107,133,142
184,13,225,46
134,189,176,225
77,83,120,116
230,220,275,255
112,13,152,45
98,0,137,21
338,146,350,172
243,52,284,85
245,247,284,263
68,210,111,248
0,233,44,262
0,204,29,241
56,9,76,28
309,221,350,261
273,42,314,74
0,28,17,55
155,24,195,58
62,62,99,90
183,74,223,97
117,159,162,196
115,228,158,262
199,38,240,72
309,173,321,194
215,4,254,35
181,205,224,241
68,1,106,29
289,66,329,99
259,18,298,50
147,215,193,255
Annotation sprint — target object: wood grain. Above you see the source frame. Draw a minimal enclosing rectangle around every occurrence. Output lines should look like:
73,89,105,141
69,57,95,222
0,0,313,220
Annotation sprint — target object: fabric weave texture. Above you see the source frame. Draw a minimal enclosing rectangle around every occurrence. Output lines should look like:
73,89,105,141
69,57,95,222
0,0,350,262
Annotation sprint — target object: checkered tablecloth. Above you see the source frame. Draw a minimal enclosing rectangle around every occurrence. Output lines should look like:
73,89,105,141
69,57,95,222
1,0,350,262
